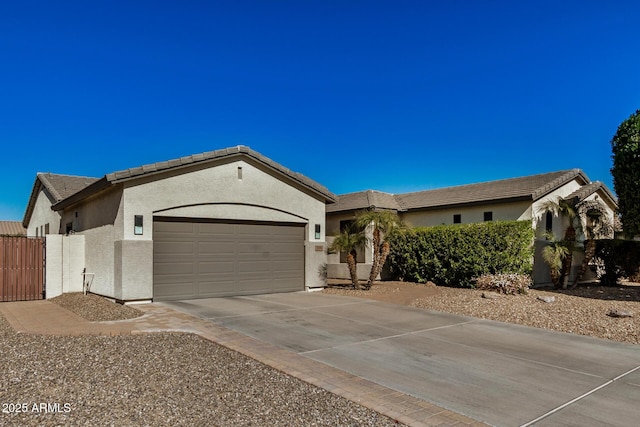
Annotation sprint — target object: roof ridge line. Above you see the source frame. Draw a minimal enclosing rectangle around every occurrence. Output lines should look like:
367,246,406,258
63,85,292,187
37,173,63,201
531,169,585,200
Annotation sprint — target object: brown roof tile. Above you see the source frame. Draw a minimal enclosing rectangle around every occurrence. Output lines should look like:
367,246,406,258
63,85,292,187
103,145,336,203
0,221,26,236
38,173,100,202
328,169,594,213
50,146,336,212
396,169,586,210
564,181,617,205
22,173,100,227
326,190,402,213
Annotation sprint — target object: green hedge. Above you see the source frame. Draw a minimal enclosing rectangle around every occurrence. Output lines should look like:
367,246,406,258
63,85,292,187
387,220,534,287
595,239,640,285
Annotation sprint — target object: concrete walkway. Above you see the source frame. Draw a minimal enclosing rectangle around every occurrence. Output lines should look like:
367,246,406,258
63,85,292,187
0,300,483,427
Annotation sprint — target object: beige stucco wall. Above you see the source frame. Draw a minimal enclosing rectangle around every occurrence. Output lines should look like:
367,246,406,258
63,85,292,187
401,200,532,228
530,180,585,286
58,187,124,298
61,158,328,301
45,234,85,298
325,178,613,286
531,180,583,239
26,189,61,237
327,201,532,281
124,159,327,298
326,212,375,280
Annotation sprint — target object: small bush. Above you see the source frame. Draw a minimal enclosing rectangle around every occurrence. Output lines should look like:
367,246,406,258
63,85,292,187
474,273,532,295
595,239,640,285
387,220,534,287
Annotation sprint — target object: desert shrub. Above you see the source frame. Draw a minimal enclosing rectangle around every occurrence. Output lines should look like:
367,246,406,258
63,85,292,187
387,220,534,287
474,273,532,295
594,239,640,285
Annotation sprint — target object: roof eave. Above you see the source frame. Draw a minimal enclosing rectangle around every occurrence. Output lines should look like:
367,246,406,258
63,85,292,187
531,169,589,201
327,206,404,215
403,195,533,213
599,185,618,209
107,148,337,204
566,182,619,209
22,178,43,228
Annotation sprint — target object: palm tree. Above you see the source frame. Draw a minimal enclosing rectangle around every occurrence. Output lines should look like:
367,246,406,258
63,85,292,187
355,210,407,290
541,232,571,288
538,198,582,288
572,199,613,287
329,224,368,289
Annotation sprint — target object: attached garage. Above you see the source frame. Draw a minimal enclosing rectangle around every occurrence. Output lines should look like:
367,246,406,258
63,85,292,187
153,219,305,301
26,146,335,303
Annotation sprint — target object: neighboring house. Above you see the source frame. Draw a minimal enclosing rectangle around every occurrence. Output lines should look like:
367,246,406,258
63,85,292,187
0,221,27,236
326,169,618,285
23,146,336,302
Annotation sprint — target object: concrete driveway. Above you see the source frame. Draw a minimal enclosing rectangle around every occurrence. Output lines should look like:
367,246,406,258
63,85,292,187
162,293,640,427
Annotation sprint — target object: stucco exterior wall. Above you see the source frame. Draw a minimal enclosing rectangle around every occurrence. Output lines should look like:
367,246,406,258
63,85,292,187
59,187,124,298
531,180,583,239
114,240,153,301
325,178,608,286
26,189,61,237
327,201,533,281
114,158,328,299
82,226,117,297
530,179,584,286
326,210,377,281
45,234,85,299
401,200,532,228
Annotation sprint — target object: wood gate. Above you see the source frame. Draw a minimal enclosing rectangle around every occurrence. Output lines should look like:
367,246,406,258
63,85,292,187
0,237,45,302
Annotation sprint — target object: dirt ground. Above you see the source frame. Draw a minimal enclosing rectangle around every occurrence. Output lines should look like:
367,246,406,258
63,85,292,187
323,279,640,345
324,279,441,305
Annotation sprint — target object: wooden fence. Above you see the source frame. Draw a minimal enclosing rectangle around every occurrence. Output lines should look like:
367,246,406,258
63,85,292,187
0,236,45,302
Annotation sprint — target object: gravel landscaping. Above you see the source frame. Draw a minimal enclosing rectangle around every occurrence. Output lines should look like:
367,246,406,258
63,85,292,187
50,293,143,321
324,281,640,345
1,305,400,426
5,280,637,426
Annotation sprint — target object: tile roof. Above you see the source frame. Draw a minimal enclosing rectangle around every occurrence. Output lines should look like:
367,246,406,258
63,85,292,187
49,146,336,212
396,169,586,210
328,169,594,213
22,173,100,227
38,173,100,202
104,146,335,202
0,221,26,236
564,181,618,205
326,190,402,213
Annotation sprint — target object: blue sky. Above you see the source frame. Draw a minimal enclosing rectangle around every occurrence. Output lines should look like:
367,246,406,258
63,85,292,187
1,1,638,221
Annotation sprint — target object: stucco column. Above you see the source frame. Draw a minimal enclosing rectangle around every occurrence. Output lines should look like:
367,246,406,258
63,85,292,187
114,240,153,301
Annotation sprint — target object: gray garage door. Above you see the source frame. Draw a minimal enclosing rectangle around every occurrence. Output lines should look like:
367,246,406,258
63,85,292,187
153,219,305,301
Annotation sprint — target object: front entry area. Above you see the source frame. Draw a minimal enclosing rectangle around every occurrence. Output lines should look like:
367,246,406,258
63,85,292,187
153,219,305,301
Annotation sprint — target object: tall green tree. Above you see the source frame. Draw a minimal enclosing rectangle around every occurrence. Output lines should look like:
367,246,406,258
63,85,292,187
355,210,407,290
329,224,368,289
611,109,640,238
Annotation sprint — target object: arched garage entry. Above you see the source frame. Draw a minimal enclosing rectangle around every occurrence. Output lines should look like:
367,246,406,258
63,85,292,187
153,217,305,301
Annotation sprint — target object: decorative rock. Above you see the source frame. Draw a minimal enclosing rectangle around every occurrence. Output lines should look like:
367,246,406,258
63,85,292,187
537,296,556,303
607,309,633,318
481,292,501,299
